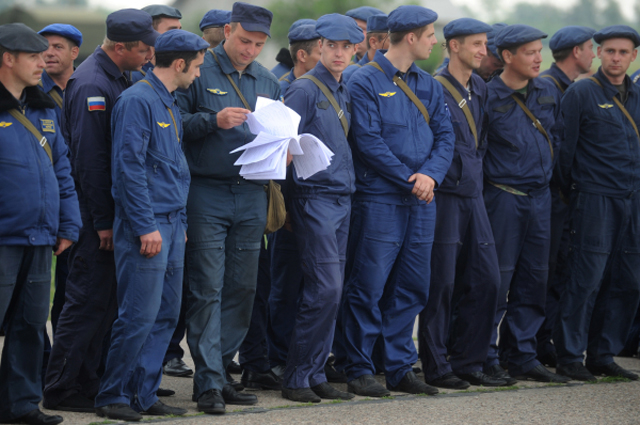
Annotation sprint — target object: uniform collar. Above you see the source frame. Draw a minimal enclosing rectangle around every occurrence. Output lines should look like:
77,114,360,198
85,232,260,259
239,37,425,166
285,68,296,82
490,74,546,100
592,67,635,99
213,42,259,79
357,53,371,66
372,49,421,81
0,81,55,112
40,71,61,93
548,63,572,88
94,46,128,81
439,65,478,95
143,70,176,108
312,60,342,92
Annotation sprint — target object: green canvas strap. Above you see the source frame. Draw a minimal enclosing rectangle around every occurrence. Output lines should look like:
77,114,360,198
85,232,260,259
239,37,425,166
209,49,252,111
434,75,478,149
510,94,554,160
8,108,53,164
589,76,640,144
298,74,349,137
38,80,63,109
540,75,564,94
138,80,180,143
278,73,291,82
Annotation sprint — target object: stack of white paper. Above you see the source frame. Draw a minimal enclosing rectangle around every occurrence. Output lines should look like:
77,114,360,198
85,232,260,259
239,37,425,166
230,97,334,180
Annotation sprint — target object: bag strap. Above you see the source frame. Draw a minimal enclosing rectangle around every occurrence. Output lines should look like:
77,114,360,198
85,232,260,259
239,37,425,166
138,80,180,143
589,76,640,143
434,75,478,149
540,75,564,94
298,74,349,137
510,93,554,160
209,49,252,111
366,61,430,124
278,72,291,82
38,80,63,109
8,108,53,164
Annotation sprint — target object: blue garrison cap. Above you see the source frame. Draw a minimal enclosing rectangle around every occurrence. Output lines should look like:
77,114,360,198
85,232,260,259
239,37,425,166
290,19,316,32
549,26,595,51
487,23,507,56
107,9,160,46
346,6,384,22
39,24,83,47
388,5,437,33
443,18,492,40
141,5,182,19
288,24,319,43
199,10,231,31
594,25,640,47
0,23,49,53
367,14,388,33
230,2,273,37
154,29,210,52
316,13,364,44
495,24,547,49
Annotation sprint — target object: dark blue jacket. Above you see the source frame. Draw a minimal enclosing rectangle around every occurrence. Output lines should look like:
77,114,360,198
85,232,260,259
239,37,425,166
279,68,296,96
347,50,455,204
177,43,281,183
559,67,640,198
0,83,81,246
539,63,572,94
111,71,190,236
284,60,355,197
342,53,370,86
271,62,291,80
484,76,563,191
39,71,64,124
436,66,488,198
63,46,130,230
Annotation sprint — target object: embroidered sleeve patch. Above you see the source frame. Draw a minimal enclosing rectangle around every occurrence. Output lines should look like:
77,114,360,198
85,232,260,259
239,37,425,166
0,122,12,128
87,96,106,111
207,88,227,95
157,122,171,128
40,119,55,133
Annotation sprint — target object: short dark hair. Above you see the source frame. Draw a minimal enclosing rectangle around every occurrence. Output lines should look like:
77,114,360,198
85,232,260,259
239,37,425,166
366,31,387,50
289,39,318,65
445,35,467,54
155,49,205,72
0,44,16,68
389,25,428,45
498,45,519,63
552,41,587,63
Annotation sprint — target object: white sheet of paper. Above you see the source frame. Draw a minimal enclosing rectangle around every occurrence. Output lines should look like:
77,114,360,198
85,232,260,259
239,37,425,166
291,134,333,180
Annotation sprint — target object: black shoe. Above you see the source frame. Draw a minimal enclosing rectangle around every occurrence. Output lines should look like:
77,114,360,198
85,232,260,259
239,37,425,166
347,374,390,397
484,364,518,386
311,382,355,400
241,369,282,390
143,400,187,416
457,371,509,387
163,358,193,377
222,383,258,405
197,389,225,414
226,371,244,392
3,409,63,425
515,364,570,383
226,361,242,375
537,351,557,368
96,403,142,422
281,387,321,403
556,362,596,381
587,362,639,380
427,372,470,390
387,371,438,395
324,363,348,383
156,388,175,397
43,393,95,412
412,366,422,375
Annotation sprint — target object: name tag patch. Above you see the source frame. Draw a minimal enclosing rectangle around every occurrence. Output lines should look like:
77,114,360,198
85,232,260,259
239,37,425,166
40,119,55,133
87,96,106,111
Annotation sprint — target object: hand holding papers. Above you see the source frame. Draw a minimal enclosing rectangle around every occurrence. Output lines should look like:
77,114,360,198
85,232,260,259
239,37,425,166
230,97,334,180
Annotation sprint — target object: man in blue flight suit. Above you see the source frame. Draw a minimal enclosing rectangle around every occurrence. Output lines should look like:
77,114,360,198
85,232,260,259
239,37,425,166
0,23,81,425
475,23,507,82
176,2,280,414
554,25,640,382
482,24,569,384
95,30,208,421
341,14,389,85
345,6,384,63
535,25,595,369
418,17,506,390
200,9,231,49
342,5,454,397
278,23,320,94
271,19,316,79
279,13,363,404
44,9,158,413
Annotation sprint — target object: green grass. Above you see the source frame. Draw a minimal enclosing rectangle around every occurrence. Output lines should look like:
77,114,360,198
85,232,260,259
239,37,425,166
381,395,395,399
586,376,632,384
456,385,520,394
88,421,115,425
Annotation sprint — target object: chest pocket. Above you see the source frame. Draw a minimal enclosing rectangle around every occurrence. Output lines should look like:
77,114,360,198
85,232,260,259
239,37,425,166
493,103,514,114
317,101,330,110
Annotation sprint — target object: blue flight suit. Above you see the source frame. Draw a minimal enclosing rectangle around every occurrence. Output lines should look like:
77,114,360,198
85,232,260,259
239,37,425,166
417,66,500,381
535,62,572,363
271,62,291,80
627,68,640,356
128,62,154,84
554,68,640,368
279,68,296,95
176,42,279,397
0,83,81,423
483,76,563,377
341,53,370,85
631,69,640,84
281,60,354,389
95,71,190,411
341,50,455,387
44,46,126,407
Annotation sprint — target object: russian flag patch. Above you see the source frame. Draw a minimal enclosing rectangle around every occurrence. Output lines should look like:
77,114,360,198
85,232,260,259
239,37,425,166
87,96,106,112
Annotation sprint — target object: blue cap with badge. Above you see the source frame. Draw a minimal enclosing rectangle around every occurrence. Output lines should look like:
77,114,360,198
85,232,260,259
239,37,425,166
387,5,437,33
346,6,384,22
0,23,49,53
443,18,492,40
230,2,273,37
107,9,160,46
316,13,364,44
141,4,182,19
199,10,231,31
594,25,640,47
154,29,210,52
549,26,595,52
288,24,320,43
495,24,547,49
367,14,388,33
487,23,507,57
38,23,83,47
